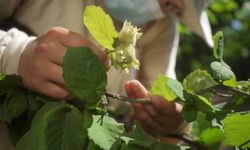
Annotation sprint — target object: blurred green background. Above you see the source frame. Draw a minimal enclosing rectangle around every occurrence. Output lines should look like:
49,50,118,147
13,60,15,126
176,0,250,81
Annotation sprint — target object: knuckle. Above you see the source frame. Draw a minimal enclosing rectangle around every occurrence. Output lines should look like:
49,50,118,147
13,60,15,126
35,42,54,55
46,28,60,37
46,27,68,37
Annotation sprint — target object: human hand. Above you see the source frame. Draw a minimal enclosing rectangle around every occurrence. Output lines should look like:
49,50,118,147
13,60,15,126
125,80,184,138
18,27,110,99
158,0,184,15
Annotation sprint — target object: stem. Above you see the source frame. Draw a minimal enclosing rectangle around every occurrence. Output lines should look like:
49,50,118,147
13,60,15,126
223,86,250,97
104,49,115,54
197,85,250,98
196,85,218,95
105,91,152,104
165,133,208,150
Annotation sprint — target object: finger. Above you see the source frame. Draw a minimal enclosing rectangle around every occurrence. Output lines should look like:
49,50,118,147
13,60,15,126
132,103,167,135
85,40,111,67
140,123,167,137
37,81,70,100
49,27,110,67
147,96,183,127
49,43,67,65
39,42,67,65
46,27,86,47
144,104,161,119
143,103,176,127
150,95,182,114
133,104,166,134
125,80,149,98
66,35,110,68
44,62,65,87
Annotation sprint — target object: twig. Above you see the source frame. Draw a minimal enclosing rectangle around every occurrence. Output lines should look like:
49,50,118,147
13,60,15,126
223,86,250,97
105,91,152,104
197,85,250,98
196,85,218,95
165,133,208,150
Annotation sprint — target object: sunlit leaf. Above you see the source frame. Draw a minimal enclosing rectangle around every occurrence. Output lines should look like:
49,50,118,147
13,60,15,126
83,5,118,50
212,31,224,60
183,69,217,99
184,91,215,114
223,75,238,87
223,112,250,149
121,122,156,147
151,75,177,101
200,127,224,146
88,115,124,150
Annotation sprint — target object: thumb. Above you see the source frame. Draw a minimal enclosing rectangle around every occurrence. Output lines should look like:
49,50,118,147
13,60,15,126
125,80,149,98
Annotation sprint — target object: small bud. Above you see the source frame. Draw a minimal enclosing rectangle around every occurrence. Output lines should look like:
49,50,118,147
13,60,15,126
108,21,142,73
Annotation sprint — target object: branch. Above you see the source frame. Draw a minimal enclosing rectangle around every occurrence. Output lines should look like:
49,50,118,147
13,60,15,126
165,133,208,150
222,86,250,97
105,91,151,104
196,85,250,98
196,85,219,95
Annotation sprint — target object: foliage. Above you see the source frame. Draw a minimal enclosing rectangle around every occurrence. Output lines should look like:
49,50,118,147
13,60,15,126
83,5,118,50
83,6,141,73
0,4,250,150
177,0,250,81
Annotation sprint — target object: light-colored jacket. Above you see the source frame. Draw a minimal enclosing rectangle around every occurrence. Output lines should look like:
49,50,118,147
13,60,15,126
0,0,210,148
0,0,180,93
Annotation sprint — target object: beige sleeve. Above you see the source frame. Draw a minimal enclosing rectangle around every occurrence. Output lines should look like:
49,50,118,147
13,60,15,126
0,0,22,20
137,14,179,89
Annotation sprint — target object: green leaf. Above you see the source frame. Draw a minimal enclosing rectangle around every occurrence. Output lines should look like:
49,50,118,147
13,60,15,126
212,31,224,60
200,127,224,146
0,75,22,94
151,75,177,101
223,112,250,149
88,115,124,150
223,75,239,87
183,69,217,99
151,75,182,101
184,91,215,114
210,61,235,81
191,112,213,139
237,80,250,94
182,105,198,122
0,88,28,123
121,122,156,148
63,47,107,104
87,140,103,150
83,109,93,129
83,5,118,50
16,102,88,150
26,92,44,115
167,78,185,101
